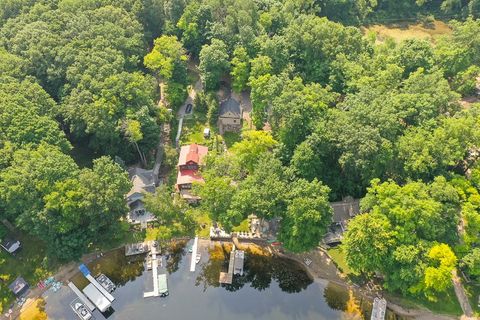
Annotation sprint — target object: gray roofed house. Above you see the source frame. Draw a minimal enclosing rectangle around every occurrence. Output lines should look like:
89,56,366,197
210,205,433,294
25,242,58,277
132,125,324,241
126,167,157,227
9,277,29,296
218,97,242,134
323,197,361,247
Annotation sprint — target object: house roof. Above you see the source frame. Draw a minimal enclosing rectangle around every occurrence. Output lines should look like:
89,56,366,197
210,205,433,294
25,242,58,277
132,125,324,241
126,167,155,198
330,198,360,223
9,277,28,295
176,169,204,185
178,144,208,167
1,237,20,253
219,97,241,118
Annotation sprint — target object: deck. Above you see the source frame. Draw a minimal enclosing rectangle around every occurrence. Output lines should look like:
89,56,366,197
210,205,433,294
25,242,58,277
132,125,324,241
190,236,198,272
125,241,151,256
144,245,160,298
219,245,237,284
371,297,387,320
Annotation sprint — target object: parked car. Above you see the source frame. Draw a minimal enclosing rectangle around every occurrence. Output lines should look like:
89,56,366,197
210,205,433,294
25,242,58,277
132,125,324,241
185,103,193,114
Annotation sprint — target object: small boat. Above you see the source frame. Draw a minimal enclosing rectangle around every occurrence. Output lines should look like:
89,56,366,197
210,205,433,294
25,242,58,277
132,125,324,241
71,301,93,320
96,273,116,293
195,253,201,264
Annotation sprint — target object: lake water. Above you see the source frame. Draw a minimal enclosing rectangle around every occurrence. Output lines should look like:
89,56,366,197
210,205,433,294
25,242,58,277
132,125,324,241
44,241,405,320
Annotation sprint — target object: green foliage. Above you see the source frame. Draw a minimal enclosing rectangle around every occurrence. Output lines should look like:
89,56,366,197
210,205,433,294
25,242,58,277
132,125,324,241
278,178,332,252
199,39,230,91
343,178,461,299
230,47,250,92
144,35,188,83
451,65,480,96
144,185,195,238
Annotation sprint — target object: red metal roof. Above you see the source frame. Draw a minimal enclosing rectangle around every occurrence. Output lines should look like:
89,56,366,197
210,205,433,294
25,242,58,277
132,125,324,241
176,169,205,185
178,144,208,167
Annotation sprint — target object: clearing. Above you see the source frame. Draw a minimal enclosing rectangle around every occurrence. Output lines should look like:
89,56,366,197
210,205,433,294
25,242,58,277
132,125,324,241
362,20,452,43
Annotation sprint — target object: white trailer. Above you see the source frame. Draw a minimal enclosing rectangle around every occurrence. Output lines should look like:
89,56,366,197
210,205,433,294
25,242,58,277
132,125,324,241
82,283,111,312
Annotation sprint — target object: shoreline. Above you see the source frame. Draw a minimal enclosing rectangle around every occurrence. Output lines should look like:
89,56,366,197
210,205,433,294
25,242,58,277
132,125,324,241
14,238,460,320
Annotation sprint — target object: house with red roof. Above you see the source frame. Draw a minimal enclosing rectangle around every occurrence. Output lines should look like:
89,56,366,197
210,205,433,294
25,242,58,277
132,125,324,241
176,144,208,202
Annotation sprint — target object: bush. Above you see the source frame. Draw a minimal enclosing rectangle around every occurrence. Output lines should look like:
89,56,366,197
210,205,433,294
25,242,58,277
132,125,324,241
165,82,188,109
452,65,480,96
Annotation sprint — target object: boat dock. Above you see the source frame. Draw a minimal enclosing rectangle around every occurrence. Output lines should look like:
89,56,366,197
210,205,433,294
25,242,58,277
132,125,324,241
67,282,96,311
125,241,150,256
79,264,115,302
371,297,387,320
190,236,198,272
144,244,160,298
219,245,245,284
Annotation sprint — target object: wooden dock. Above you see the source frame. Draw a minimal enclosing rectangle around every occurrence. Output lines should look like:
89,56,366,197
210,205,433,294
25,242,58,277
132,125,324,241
125,241,150,256
144,245,160,298
190,236,198,272
67,282,96,311
371,297,387,320
219,245,236,284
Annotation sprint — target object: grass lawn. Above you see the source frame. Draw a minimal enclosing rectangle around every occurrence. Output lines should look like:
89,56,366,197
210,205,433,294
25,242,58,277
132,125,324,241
327,246,358,276
93,221,146,252
362,20,452,44
0,233,60,313
388,288,463,316
232,219,250,232
193,209,212,238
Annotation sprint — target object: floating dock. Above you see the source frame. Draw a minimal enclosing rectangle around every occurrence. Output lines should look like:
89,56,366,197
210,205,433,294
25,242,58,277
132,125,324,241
125,241,150,256
190,236,198,272
144,244,160,298
219,245,245,285
67,282,95,311
79,264,115,302
371,297,387,320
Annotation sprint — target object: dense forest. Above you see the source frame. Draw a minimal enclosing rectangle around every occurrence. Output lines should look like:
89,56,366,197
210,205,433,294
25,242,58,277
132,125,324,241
1,0,480,306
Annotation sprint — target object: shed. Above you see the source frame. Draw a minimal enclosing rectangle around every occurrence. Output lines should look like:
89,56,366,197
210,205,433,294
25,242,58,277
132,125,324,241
9,277,29,296
1,237,21,254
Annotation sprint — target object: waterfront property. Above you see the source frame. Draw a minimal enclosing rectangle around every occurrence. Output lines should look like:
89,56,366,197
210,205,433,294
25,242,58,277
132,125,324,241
176,144,208,203
323,197,361,247
126,167,157,227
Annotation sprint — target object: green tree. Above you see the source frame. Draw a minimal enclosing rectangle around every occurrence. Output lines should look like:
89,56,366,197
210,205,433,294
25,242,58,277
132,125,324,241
144,35,188,83
230,46,250,92
199,39,230,91
278,178,333,252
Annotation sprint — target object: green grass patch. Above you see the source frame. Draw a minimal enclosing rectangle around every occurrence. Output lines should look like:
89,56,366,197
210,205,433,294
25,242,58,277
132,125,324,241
232,219,250,232
192,209,212,238
388,288,462,316
94,221,145,252
327,246,358,276
0,233,60,313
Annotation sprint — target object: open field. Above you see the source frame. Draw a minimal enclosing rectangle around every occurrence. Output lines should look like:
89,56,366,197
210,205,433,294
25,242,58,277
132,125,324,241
362,20,452,43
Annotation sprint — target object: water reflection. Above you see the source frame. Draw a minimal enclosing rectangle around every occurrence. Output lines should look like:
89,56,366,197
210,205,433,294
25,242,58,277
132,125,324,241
195,244,312,294
71,249,145,289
